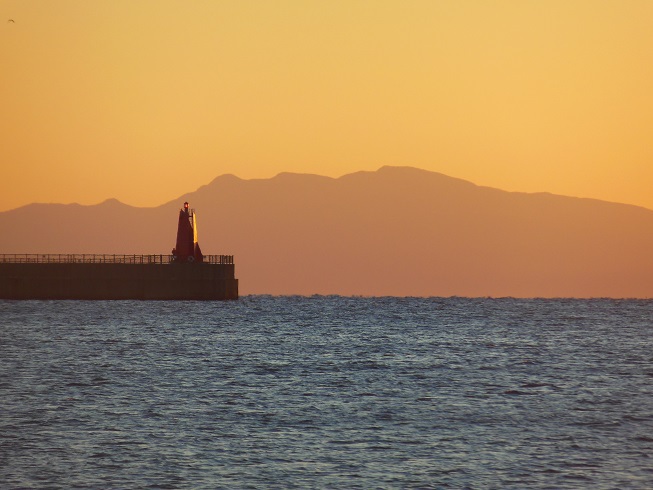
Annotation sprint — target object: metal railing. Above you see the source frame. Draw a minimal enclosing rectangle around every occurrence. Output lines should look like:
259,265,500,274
0,254,234,265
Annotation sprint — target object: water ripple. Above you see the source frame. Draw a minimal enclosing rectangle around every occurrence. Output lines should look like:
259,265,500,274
1,297,652,488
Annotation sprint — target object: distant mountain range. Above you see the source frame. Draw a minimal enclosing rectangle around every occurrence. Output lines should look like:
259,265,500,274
2,166,653,297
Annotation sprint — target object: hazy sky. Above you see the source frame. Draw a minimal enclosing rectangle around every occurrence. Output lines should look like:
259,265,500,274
1,1,652,212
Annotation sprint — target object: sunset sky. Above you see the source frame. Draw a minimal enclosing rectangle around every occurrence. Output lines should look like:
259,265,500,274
1,1,652,213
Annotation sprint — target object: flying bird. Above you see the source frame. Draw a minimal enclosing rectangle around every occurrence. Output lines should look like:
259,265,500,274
8,19,15,23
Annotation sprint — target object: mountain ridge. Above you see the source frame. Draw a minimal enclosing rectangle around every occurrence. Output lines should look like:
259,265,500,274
3,166,651,214
1,166,652,297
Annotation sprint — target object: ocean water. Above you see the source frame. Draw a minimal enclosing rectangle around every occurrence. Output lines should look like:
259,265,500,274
1,296,652,489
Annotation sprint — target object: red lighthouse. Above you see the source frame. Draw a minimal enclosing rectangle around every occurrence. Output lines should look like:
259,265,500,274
172,202,203,262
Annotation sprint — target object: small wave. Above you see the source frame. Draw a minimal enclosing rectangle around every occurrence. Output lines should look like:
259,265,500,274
634,435,653,442
65,381,90,387
520,382,557,389
503,389,534,396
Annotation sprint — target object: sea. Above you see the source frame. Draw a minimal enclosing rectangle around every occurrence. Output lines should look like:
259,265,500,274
1,296,652,489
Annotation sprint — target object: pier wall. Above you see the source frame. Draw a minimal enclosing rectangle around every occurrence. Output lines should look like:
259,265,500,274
0,263,238,300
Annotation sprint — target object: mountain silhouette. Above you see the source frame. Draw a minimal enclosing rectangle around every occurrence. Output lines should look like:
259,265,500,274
2,166,653,297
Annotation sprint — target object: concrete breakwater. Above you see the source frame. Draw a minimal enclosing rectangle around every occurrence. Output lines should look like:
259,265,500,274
0,255,238,300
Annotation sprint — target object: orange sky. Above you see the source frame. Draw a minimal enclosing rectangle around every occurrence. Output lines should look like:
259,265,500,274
1,0,652,212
